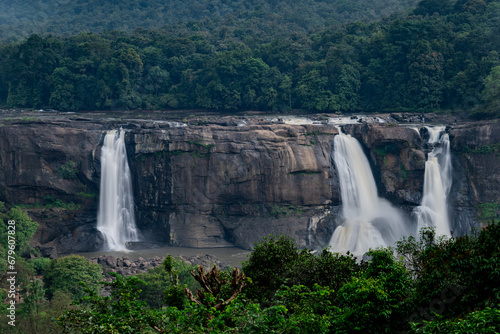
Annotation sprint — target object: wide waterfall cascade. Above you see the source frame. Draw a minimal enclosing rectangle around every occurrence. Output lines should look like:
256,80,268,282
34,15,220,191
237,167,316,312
413,126,452,237
97,129,140,251
329,131,408,257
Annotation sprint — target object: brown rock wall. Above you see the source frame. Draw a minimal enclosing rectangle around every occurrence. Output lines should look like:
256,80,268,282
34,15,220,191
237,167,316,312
0,116,494,253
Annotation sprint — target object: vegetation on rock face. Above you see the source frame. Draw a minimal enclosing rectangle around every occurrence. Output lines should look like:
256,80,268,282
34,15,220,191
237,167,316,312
476,202,500,221
57,161,79,179
0,0,498,115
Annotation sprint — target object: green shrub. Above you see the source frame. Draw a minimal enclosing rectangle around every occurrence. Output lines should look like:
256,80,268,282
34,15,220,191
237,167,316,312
332,249,414,333
476,202,500,221
242,235,360,303
412,306,500,333
44,255,102,300
397,222,500,321
57,161,78,179
58,273,150,333
30,257,52,275
136,255,199,309
0,203,38,254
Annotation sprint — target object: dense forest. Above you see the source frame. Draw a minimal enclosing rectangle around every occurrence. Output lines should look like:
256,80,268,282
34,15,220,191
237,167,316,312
0,0,500,116
0,0,499,117
1,197,500,333
0,0,420,42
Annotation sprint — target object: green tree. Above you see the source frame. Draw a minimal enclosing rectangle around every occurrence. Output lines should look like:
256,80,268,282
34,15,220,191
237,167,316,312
4,35,59,108
144,66,170,97
243,235,306,302
295,68,334,111
243,235,359,303
333,249,414,333
58,273,151,334
49,67,82,111
482,65,500,112
44,255,102,300
0,203,38,255
397,222,500,322
272,284,338,333
334,64,361,111
21,279,47,331
408,51,445,109
30,257,52,275
136,255,198,309
412,306,500,333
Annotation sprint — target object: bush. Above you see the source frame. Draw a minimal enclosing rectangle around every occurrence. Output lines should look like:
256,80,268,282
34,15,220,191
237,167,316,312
57,161,78,179
242,235,309,302
30,257,52,275
412,306,500,333
0,202,38,262
397,222,500,322
44,255,102,300
242,235,360,303
136,255,199,309
332,249,414,333
58,273,150,334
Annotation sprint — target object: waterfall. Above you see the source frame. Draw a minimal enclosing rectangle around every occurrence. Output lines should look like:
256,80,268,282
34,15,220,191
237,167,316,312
97,129,140,250
413,126,452,237
329,131,408,257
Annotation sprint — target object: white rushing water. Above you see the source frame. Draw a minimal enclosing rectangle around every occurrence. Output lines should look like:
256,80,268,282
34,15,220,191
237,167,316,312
97,129,140,250
413,126,452,237
329,131,408,257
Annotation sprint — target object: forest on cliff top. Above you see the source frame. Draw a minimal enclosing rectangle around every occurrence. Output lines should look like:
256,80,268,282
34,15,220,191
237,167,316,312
0,0,420,42
0,0,498,116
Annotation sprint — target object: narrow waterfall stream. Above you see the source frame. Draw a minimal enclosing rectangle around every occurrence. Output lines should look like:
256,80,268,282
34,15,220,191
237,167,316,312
329,131,408,257
97,129,140,250
413,126,452,237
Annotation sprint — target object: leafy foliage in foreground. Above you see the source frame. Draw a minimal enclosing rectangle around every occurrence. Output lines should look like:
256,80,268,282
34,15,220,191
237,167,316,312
58,274,151,334
242,235,359,303
396,222,500,323
44,255,103,300
412,306,500,333
55,221,500,333
2,220,498,333
136,255,199,309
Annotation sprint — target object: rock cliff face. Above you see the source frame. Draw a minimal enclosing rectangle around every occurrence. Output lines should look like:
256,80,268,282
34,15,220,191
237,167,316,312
129,122,340,250
0,119,108,256
0,113,497,255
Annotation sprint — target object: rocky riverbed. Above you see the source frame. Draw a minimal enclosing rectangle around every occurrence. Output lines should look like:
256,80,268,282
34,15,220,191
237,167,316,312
91,253,229,281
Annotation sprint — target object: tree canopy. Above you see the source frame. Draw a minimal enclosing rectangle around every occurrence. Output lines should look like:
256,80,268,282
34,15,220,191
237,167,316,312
0,0,498,116
0,0,420,42
56,222,500,333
